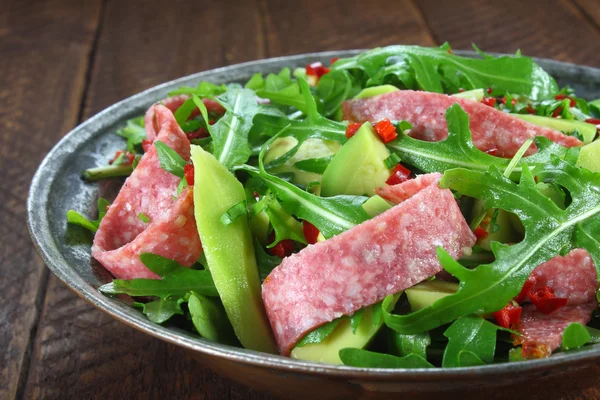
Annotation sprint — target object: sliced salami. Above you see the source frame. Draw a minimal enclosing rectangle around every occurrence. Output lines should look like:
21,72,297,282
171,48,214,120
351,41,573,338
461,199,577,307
144,95,225,142
376,172,442,204
262,175,476,355
92,105,202,279
342,90,582,158
512,249,598,358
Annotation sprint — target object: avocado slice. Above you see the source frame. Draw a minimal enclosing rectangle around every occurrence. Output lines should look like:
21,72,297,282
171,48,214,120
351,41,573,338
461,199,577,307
406,281,459,312
321,123,391,197
515,114,596,144
451,88,485,101
191,145,277,353
263,137,341,189
353,85,399,99
577,139,600,172
362,195,394,217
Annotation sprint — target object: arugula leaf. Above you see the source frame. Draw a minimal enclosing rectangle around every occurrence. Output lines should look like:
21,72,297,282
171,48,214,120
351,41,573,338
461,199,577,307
248,68,308,113
133,296,184,324
138,212,150,223
99,254,218,298
220,200,247,226
264,197,306,247
388,331,431,358
562,323,592,350
333,45,558,100
168,81,226,97
116,116,146,152
386,104,568,179
188,291,236,344
241,165,370,239
295,320,341,347
66,198,110,233
383,153,401,169
209,87,261,169
173,97,199,126
315,69,355,117
442,315,503,367
292,156,334,174
253,239,281,281
339,348,434,368
382,157,600,334
155,141,186,178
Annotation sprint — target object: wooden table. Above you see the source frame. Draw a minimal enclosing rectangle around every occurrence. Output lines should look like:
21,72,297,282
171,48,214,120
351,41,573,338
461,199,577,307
4,0,600,398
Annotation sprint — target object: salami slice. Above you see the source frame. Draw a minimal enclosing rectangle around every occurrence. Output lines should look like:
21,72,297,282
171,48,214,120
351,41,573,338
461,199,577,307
92,105,202,279
144,95,225,142
512,249,598,358
262,175,476,355
342,90,582,158
376,172,442,204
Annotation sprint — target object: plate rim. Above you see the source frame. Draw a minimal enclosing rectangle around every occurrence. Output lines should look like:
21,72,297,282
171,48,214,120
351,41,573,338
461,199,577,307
27,48,600,380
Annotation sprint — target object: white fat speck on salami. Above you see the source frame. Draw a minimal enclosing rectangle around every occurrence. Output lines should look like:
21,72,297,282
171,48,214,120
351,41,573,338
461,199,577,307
513,249,598,358
92,105,202,279
262,174,476,355
342,90,582,158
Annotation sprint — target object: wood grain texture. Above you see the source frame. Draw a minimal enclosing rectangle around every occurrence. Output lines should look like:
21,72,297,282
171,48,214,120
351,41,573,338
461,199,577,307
413,0,600,67
0,0,103,398
574,0,600,31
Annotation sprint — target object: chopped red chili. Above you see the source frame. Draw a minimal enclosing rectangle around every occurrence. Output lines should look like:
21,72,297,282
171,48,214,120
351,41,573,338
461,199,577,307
525,105,536,114
345,122,362,139
493,303,522,328
386,164,411,185
186,128,209,141
268,238,295,258
514,275,536,303
330,57,339,65
109,150,135,165
501,97,517,107
552,107,563,118
302,221,320,245
184,164,195,186
142,139,153,153
373,119,398,143
305,62,330,78
555,94,576,107
481,97,496,107
474,226,488,240
486,87,493,95
458,88,465,93
585,118,600,128
529,286,568,314
252,191,260,201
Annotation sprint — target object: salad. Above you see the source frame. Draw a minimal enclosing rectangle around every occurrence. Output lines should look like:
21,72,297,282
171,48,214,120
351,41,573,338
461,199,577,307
67,44,600,368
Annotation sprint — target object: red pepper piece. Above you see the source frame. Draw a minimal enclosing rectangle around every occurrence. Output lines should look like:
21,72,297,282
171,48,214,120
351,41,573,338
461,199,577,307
345,122,362,139
268,238,295,258
501,97,517,107
252,191,260,201
186,128,209,141
373,119,398,143
474,226,488,240
330,57,339,65
555,94,576,107
142,139,153,153
458,88,465,93
302,221,320,245
529,286,568,314
184,164,195,186
486,87,493,95
305,62,330,78
481,97,496,107
514,275,536,303
109,150,135,165
493,303,523,328
585,118,600,131
386,164,411,185
552,107,563,118
485,148,498,156
525,105,536,114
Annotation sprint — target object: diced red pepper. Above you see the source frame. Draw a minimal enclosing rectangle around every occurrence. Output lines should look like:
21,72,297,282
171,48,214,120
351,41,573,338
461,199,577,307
345,122,362,139
184,163,194,186
109,150,135,165
268,238,295,258
252,191,260,201
186,128,209,141
552,107,563,118
529,286,568,314
386,164,411,185
485,148,498,156
330,57,339,65
525,104,536,114
555,94,576,107
209,119,216,125
474,226,488,240
302,221,320,245
514,275,536,303
585,118,600,132
493,303,523,328
481,97,496,107
373,119,398,143
501,97,517,107
458,88,465,93
486,87,493,95
142,139,153,153
305,62,330,78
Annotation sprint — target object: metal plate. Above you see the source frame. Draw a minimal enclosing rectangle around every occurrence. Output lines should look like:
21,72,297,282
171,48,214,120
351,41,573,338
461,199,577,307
27,50,600,396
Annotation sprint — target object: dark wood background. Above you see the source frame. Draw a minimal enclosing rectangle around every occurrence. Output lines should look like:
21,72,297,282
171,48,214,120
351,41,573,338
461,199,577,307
4,0,600,398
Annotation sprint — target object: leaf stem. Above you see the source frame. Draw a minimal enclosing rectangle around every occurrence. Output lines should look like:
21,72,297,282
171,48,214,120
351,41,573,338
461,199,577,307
81,164,133,181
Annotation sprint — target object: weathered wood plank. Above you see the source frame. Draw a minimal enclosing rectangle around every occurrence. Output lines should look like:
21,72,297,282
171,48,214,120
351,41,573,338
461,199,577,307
0,0,103,398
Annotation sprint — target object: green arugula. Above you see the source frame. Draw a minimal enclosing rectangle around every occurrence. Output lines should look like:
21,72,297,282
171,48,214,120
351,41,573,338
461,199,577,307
386,104,568,179
562,322,592,351
246,68,307,113
168,81,227,97
388,331,430,358
219,200,247,226
116,116,146,152
66,198,110,233
339,348,434,368
382,157,600,334
295,320,341,348
133,296,184,324
293,156,334,174
442,315,505,367
264,197,306,247
315,69,355,117
253,240,281,281
332,44,558,100
155,140,186,178
188,291,236,344
99,253,218,298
